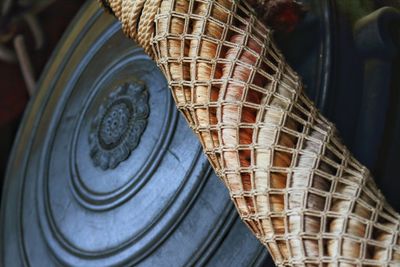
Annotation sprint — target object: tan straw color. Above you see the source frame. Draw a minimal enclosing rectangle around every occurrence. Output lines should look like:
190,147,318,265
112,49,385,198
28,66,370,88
101,0,400,266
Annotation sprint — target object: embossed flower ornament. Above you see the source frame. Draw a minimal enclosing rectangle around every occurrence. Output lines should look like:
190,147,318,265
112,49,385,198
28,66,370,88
89,82,149,170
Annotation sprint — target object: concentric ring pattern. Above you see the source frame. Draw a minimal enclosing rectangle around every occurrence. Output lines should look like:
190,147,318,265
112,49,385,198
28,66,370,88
0,1,268,266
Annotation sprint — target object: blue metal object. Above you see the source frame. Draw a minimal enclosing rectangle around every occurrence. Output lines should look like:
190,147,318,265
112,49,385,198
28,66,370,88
0,2,267,266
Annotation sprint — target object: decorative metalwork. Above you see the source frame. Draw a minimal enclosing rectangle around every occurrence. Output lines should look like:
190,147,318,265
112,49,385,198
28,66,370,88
89,82,149,170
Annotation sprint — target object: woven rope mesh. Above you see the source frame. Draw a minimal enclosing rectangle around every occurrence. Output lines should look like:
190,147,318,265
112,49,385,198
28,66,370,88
103,0,400,265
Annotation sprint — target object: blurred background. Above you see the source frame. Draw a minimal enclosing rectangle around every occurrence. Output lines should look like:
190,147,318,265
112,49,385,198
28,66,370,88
0,0,84,192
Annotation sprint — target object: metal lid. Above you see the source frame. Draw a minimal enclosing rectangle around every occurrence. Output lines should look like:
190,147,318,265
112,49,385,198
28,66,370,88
0,2,267,266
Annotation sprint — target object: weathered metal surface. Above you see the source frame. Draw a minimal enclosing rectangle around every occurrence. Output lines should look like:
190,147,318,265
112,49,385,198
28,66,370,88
0,1,267,266
89,82,150,170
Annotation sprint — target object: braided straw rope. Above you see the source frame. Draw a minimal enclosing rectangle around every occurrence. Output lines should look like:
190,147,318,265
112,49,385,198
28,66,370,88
102,0,400,266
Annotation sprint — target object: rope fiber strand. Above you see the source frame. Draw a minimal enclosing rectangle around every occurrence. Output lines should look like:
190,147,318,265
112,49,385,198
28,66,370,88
99,0,400,266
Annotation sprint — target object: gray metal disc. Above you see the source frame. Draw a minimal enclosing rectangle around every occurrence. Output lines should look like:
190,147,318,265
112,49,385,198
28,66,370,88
0,1,267,266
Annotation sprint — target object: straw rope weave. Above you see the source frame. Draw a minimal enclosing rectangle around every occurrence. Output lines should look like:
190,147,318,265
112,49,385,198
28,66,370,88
102,0,400,266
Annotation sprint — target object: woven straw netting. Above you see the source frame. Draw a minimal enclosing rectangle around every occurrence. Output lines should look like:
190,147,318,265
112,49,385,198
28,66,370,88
103,0,400,266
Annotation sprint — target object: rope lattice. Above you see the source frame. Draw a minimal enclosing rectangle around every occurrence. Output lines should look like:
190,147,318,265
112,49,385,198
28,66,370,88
102,0,400,266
